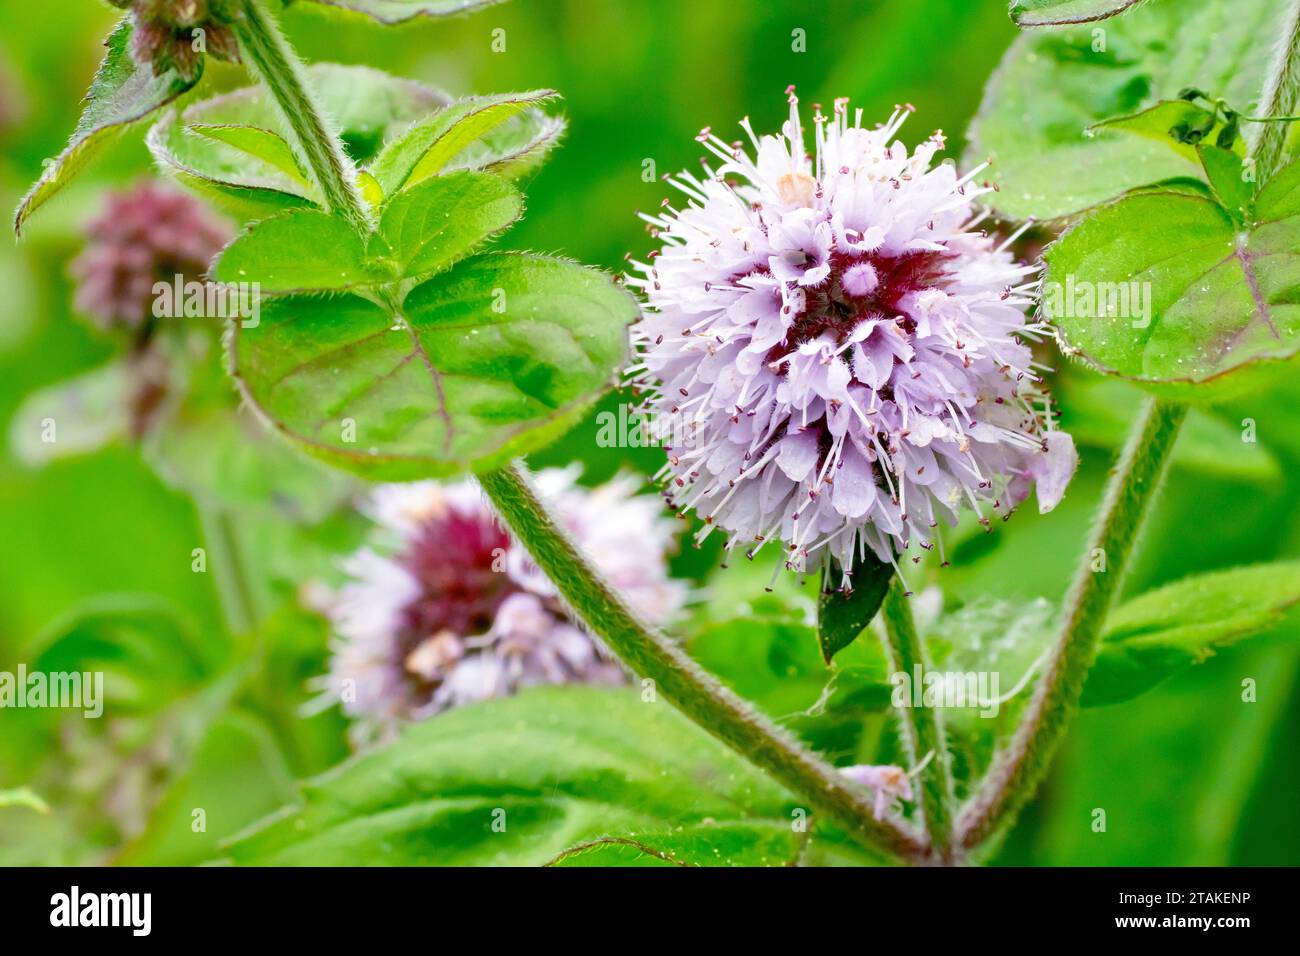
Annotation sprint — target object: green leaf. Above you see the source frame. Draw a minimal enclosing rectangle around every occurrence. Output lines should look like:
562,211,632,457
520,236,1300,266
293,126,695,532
1085,562,1300,705
547,822,808,867
29,595,220,712
192,124,310,186
114,712,297,866
230,252,634,480
7,359,135,466
295,0,506,26
445,105,565,182
149,108,313,219
817,558,894,662
927,598,1056,700
149,64,446,217
225,687,803,866
156,165,316,222
213,208,391,292
15,18,200,235
144,406,355,522
212,171,522,292
1010,0,1147,26
922,598,1057,788
370,90,560,196
1090,100,1224,163
969,0,1282,220
1044,171,1300,399
377,171,523,282
1197,144,1255,223
689,606,893,753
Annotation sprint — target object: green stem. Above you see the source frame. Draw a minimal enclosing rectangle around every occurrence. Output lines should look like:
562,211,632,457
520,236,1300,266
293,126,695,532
879,578,956,862
480,463,926,863
956,398,1187,851
197,505,259,637
230,0,371,232
1251,0,1300,183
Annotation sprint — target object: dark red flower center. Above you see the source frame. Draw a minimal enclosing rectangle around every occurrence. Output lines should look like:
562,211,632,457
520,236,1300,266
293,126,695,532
784,249,951,348
396,507,515,662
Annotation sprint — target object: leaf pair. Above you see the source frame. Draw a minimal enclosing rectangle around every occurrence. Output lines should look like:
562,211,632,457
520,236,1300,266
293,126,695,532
213,171,522,292
146,64,446,220
229,250,635,479
147,65,561,221
975,0,1300,400
12,0,527,233
204,82,632,480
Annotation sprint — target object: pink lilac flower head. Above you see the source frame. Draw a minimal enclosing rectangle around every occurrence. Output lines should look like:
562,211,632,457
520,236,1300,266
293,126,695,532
320,468,686,741
627,91,1078,588
70,180,231,335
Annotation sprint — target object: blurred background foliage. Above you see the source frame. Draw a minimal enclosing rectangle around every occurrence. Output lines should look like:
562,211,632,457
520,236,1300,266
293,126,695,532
0,0,1296,865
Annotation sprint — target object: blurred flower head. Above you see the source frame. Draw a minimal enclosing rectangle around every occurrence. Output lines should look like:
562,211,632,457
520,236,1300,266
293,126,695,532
628,91,1077,588
318,468,685,740
110,0,240,81
840,763,914,821
70,180,231,335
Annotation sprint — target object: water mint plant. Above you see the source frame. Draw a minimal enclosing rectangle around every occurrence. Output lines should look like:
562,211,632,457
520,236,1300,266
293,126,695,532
6,0,1300,873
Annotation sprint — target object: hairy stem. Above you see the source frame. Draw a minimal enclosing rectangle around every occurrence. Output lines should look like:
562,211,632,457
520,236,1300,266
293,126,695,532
480,462,925,863
1252,0,1300,182
957,398,1187,851
879,578,956,862
230,0,371,231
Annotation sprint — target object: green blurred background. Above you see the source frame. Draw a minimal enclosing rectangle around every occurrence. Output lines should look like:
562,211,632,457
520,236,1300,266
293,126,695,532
0,0,1296,865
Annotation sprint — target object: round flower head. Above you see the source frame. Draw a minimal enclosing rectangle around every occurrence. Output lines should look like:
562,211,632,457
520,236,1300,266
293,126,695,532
70,180,231,334
319,469,685,740
627,91,1077,588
